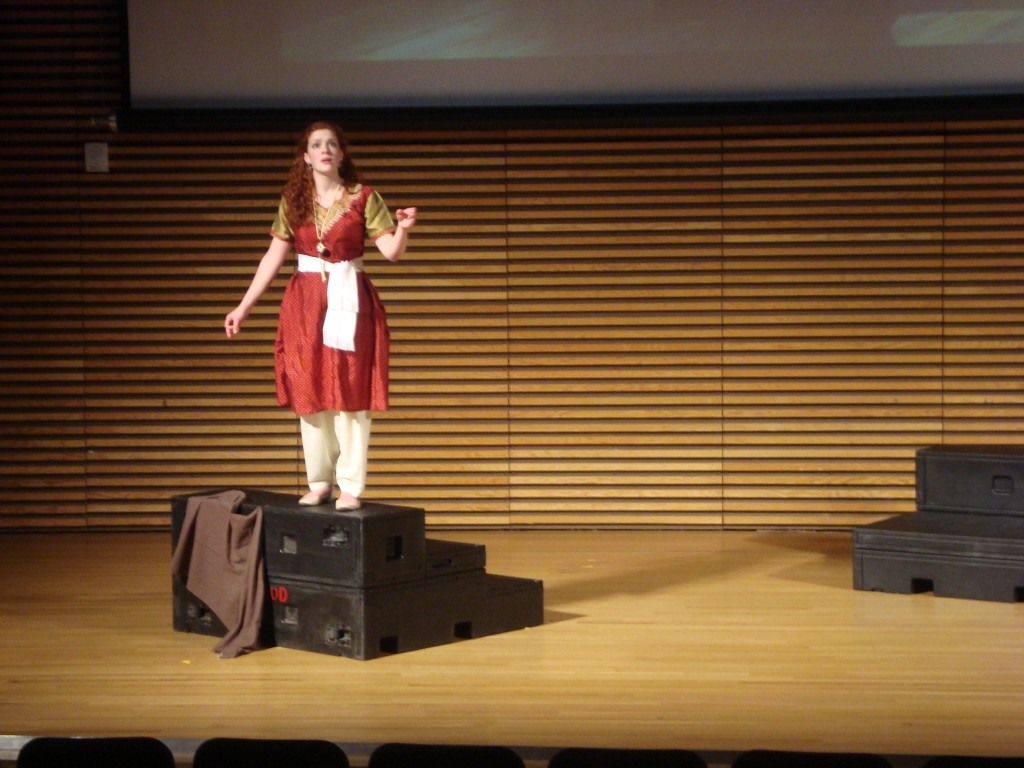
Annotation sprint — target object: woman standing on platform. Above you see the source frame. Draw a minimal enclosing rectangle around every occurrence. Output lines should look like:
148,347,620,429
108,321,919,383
224,121,416,511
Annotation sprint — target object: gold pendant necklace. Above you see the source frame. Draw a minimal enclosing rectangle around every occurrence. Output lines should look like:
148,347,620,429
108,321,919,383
314,184,346,256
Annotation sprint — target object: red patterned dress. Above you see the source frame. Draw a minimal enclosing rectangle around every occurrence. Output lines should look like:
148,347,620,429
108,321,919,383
270,184,395,416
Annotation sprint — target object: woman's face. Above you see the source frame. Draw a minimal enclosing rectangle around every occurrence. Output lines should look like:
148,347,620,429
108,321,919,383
304,129,342,176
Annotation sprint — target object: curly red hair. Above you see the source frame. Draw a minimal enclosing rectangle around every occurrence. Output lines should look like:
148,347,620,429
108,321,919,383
282,121,361,231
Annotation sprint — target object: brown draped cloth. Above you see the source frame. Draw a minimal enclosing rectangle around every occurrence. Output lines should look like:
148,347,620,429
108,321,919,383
170,490,266,659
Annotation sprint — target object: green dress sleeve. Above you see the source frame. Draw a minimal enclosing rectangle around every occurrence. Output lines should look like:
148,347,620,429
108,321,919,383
271,197,293,241
365,189,396,240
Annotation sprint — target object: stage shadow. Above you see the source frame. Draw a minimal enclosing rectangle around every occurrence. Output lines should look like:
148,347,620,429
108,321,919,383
539,530,854,605
539,537,753,606
756,529,853,558
753,530,854,590
542,608,584,624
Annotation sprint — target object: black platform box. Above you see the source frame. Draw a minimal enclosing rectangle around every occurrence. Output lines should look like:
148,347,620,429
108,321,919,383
268,569,543,660
916,445,1024,517
171,540,489,645
261,497,426,588
172,489,428,588
426,538,486,576
853,512,1024,602
473,573,545,637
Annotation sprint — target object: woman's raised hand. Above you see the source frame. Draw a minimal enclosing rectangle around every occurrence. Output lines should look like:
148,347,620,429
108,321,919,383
396,207,417,229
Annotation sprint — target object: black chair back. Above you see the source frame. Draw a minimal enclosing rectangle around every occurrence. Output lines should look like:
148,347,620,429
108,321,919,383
17,736,175,768
549,746,708,768
733,750,892,768
192,737,349,768
368,742,525,768
923,758,1024,768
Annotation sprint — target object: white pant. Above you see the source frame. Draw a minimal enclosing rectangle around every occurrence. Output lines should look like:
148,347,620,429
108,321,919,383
299,410,372,498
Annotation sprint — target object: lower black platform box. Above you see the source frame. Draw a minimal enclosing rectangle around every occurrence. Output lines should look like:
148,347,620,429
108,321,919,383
173,544,512,651
268,570,544,660
853,512,1024,602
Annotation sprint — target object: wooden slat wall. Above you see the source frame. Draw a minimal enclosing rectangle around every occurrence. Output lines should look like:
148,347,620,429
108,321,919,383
79,131,303,526
2,1,1024,529
364,132,513,525
0,0,123,526
720,123,946,526
943,121,1024,445
505,128,725,526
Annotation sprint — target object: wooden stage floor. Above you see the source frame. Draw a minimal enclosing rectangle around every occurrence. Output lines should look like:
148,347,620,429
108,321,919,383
1,528,1023,767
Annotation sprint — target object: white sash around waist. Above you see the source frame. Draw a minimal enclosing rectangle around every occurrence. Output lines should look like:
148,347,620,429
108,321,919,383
296,254,363,352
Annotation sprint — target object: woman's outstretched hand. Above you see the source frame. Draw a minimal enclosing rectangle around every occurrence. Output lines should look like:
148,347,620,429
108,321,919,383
224,306,249,338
